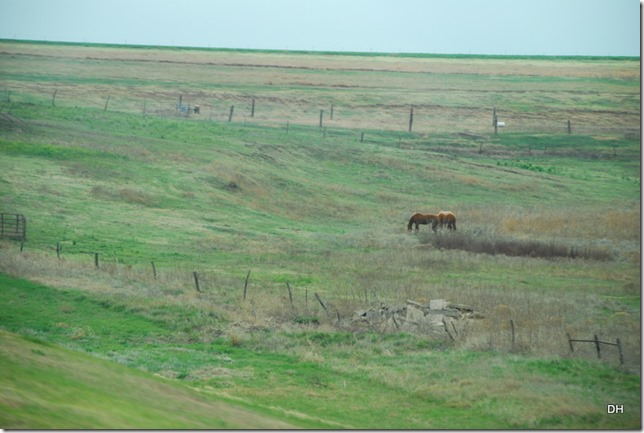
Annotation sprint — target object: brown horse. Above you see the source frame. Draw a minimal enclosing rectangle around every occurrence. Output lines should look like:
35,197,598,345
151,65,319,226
437,211,457,231
407,212,439,232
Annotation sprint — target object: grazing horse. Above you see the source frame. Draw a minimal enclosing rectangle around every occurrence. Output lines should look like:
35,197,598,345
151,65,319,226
407,212,439,232
437,211,457,231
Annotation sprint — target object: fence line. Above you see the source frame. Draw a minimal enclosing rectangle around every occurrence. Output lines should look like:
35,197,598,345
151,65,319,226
2,89,639,137
567,333,624,364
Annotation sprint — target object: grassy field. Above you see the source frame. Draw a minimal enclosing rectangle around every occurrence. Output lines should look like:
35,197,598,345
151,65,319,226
0,40,640,429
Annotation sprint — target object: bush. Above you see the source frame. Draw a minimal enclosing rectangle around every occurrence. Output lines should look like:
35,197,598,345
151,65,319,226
421,230,612,261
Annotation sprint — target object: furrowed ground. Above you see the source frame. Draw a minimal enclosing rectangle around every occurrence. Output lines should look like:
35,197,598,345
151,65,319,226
0,40,640,429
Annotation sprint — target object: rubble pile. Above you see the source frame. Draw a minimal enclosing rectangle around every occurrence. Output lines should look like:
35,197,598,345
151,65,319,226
353,299,484,339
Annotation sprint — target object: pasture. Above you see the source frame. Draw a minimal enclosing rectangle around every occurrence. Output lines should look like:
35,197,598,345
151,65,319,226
0,40,640,429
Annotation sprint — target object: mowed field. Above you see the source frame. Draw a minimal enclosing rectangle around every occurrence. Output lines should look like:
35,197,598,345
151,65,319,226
0,40,640,429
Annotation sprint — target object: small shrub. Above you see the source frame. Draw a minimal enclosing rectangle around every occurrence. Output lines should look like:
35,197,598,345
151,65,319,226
229,331,243,347
294,316,320,325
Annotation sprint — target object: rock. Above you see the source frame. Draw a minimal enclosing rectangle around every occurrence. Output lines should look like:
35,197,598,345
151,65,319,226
430,299,448,310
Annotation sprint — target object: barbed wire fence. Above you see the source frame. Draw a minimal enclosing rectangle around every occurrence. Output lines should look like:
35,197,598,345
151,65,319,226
1,87,640,139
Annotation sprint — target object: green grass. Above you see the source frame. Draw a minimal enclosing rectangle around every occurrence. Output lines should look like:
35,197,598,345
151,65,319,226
0,41,640,429
0,273,639,429
0,329,306,429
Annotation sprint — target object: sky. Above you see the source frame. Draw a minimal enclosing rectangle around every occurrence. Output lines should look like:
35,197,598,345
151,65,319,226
0,0,639,56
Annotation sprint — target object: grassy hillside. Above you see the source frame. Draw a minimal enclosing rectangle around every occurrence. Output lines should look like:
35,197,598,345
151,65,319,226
0,273,639,429
0,328,304,429
0,41,640,429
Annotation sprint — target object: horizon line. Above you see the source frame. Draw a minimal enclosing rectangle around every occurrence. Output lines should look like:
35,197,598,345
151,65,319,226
0,38,639,60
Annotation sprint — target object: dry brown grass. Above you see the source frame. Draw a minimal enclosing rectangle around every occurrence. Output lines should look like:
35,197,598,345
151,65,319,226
0,234,640,372
1,41,639,134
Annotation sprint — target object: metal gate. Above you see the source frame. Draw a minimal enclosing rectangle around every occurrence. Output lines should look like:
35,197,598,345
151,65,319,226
0,213,26,241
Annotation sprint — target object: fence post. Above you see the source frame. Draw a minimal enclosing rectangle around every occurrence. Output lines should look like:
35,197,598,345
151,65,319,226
56,242,61,260
314,292,328,313
228,105,234,122
319,109,324,128
51,89,57,107
510,319,516,346
251,98,255,117
151,261,157,280
243,269,251,300
193,271,200,292
594,334,601,359
616,338,624,364
104,95,110,112
286,282,295,311
567,333,575,353
94,252,99,269
408,106,414,132
330,104,334,120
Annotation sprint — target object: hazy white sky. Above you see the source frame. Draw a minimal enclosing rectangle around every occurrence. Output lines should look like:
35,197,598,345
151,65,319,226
0,0,639,56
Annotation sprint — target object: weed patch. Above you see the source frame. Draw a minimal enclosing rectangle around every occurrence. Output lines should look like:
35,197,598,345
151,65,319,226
422,229,613,261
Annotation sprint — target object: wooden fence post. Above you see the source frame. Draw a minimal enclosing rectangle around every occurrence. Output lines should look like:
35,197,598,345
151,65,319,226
319,109,324,128
243,269,251,300
151,261,157,280
286,282,295,311
567,119,572,134
616,338,624,364
193,271,200,292
104,95,110,112
56,242,61,260
408,106,414,132
94,252,99,269
330,104,334,120
360,132,364,142
594,334,601,359
228,105,234,122
251,98,255,117
567,333,575,353
510,319,516,346
314,292,328,313
51,89,58,107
